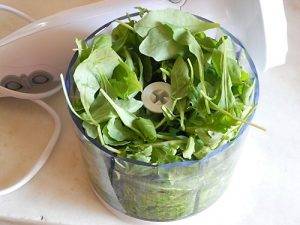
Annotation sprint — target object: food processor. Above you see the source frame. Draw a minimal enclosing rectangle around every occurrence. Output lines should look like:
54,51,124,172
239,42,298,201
0,0,287,221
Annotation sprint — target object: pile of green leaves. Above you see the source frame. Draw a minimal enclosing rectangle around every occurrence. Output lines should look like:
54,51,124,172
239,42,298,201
63,8,259,165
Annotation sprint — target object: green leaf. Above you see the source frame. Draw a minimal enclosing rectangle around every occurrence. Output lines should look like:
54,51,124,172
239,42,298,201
126,146,152,163
134,8,219,37
102,125,130,146
106,118,135,141
100,89,140,133
170,56,190,99
151,145,183,164
176,99,187,131
218,36,236,59
73,97,84,112
73,60,99,113
87,46,120,79
115,98,144,113
194,32,218,52
227,58,242,85
112,24,129,52
140,55,152,83
82,121,98,139
124,48,135,71
182,137,195,159
98,73,116,97
166,24,211,113
92,34,112,51
132,117,157,142
241,80,255,105
89,93,117,123
212,50,243,85
75,38,91,62
193,145,211,160
161,105,176,121
110,61,142,99
139,24,185,61
131,52,144,87
100,89,156,141
88,95,144,124
212,49,236,110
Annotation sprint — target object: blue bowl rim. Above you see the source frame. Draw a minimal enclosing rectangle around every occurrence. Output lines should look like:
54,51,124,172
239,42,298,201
65,12,259,169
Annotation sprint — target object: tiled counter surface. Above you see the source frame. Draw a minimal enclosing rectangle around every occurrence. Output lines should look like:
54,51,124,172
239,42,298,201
0,1,299,225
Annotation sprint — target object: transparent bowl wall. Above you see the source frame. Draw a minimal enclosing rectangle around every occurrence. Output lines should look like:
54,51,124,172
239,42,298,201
65,13,259,222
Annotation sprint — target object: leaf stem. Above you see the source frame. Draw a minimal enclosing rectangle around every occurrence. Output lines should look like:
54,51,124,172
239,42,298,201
155,118,167,129
126,12,133,23
97,124,105,145
104,144,121,154
198,59,211,114
135,140,186,148
60,74,82,119
187,58,194,84
156,133,186,141
200,90,266,131
115,20,134,31
160,68,170,76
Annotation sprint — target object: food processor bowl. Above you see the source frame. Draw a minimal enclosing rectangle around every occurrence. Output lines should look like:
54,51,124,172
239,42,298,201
65,13,259,222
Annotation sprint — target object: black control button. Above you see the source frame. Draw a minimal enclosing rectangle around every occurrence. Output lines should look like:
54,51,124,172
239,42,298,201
5,81,23,90
32,74,49,84
29,70,53,85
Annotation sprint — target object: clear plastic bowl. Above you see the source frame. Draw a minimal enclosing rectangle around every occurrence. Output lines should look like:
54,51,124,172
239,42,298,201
65,13,259,222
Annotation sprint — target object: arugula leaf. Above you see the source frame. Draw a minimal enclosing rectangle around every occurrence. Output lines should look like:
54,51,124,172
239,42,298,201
132,117,157,142
115,98,144,113
124,48,135,71
125,145,152,163
152,146,182,164
100,88,141,133
193,146,210,160
194,32,218,52
139,24,185,61
100,89,157,141
131,52,144,86
82,121,98,139
162,104,176,121
102,125,130,146
140,54,152,83
87,46,120,79
92,34,112,50
134,9,219,37
73,97,84,112
212,48,235,111
182,136,195,159
218,36,236,59
98,73,116,97
176,99,187,131
241,80,255,105
166,24,211,113
89,93,116,123
106,118,135,141
170,56,190,99
90,95,143,124
110,61,142,99
112,23,129,52
75,38,91,62
73,60,99,113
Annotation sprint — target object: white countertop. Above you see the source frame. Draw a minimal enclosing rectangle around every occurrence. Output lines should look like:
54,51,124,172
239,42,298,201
0,1,299,225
